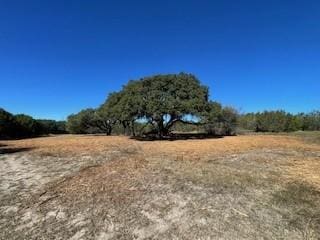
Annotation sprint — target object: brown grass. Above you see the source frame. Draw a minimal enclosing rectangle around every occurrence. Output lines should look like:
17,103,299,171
55,156,148,205
1,134,320,239
2,134,319,187
1,134,318,157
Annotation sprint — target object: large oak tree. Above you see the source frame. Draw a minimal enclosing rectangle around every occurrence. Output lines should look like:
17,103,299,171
103,73,209,137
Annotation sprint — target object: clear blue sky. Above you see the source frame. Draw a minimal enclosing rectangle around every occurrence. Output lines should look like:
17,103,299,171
1,0,319,120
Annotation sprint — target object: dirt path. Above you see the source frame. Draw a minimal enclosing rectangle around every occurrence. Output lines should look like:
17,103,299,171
0,150,118,240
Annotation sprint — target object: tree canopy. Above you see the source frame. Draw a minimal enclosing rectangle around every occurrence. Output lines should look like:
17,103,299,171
66,73,239,138
103,73,210,137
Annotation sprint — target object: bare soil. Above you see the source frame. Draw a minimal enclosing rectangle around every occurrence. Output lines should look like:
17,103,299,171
0,134,320,239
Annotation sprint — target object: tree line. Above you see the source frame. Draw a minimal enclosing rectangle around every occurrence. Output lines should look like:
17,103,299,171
239,110,320,132
0,108,66,139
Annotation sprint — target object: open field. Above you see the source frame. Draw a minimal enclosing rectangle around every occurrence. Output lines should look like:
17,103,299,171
1,133,320,239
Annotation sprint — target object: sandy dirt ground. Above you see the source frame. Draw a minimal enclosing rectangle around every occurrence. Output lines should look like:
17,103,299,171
0,135,320,239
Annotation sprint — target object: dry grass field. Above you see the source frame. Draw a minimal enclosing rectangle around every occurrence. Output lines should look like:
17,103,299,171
1,133,320,239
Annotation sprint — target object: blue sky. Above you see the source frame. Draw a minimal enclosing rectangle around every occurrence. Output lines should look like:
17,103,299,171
1,0,319,120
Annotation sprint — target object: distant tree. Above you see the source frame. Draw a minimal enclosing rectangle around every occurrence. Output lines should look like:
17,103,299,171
37,119,67,134
220,107,238,135
98,91,130,135
0,108,19,139
1,108,68,139
66,109,97,134
238,113,257,131
285,114,302,132
15,114,41,137
93,111,115,136
56,121,67,133
203,103,238,135
203,101,223,135
66,108,114,135
306,111,320,131
254,111,287,132
239,110,320,133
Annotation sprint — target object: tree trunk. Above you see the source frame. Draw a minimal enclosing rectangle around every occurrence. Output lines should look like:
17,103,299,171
131,121,136,136
106,126,112,135
157,120,165,138
122,121,127,135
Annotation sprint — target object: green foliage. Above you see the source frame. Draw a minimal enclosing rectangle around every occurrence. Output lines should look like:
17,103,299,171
66,108,97,134
203,102,238,135
239,110,320,132
221,107,238,135
68,73,242,137
37,120,67,134
66,107,117,135
98,91,129,135
203,101,222,135
0,108,19,139
300,111,320,131
238,113,256,131
107,73,209,137
0,108,67,139
256,111,289,132
15,114,41,137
